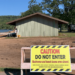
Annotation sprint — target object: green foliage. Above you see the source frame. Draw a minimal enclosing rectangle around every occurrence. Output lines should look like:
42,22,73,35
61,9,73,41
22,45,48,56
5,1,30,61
28,0,42,13
20,0,43,17
41,0,75,20
60,0,75,24
41,0,60,15
40,0,75,29
0,16,20,29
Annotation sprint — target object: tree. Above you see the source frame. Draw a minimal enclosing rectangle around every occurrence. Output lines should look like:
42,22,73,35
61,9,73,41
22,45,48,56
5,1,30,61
60,0,75,24
28,0,42,13
41,0,60,16
41,0,75,24
0,16,19,29
20,0,43,17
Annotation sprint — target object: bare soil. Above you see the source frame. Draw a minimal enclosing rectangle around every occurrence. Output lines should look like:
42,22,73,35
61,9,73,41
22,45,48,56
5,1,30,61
0,37,75,74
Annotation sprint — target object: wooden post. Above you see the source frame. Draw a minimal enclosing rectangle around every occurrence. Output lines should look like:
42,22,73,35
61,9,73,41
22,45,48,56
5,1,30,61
25,69,27,75
24,50,25,62
21,69,23,75
24,50,28,75
21,49,24,75
59,24,62,32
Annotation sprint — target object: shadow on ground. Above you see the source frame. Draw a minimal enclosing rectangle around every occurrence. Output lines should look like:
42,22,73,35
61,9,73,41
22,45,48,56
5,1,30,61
53,72,74,75
0,35,7,38
4,69,75,75
4,69,43,75
4,68,20,75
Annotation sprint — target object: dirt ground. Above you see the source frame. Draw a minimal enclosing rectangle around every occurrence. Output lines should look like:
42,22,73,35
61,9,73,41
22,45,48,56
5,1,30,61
0,37,75,74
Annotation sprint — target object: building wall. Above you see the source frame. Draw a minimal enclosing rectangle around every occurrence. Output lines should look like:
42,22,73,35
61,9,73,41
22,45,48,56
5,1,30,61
16,16,58,37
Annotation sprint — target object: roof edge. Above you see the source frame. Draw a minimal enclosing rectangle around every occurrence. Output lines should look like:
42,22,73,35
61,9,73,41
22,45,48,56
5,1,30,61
6,12,69,25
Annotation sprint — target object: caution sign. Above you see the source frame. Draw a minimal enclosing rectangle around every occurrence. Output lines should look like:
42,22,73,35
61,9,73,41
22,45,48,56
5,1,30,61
30,45,71,72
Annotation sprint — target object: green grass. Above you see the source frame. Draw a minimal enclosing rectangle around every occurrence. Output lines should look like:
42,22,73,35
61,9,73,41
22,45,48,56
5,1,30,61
5,37,17,39
59,32,75,38
59,29,68,32
5,36,58,39
0,68,20,72
5,31,75,39
62,30,68,32
0,68,5,72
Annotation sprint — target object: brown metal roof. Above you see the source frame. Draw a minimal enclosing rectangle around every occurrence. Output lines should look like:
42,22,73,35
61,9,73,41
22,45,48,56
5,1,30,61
6,12,69,25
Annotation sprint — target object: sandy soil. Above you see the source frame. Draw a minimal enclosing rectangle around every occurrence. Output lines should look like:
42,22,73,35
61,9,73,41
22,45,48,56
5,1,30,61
0,37,75,74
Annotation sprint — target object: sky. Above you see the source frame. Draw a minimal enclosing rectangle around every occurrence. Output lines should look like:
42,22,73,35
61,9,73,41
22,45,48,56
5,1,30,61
0,0,64,16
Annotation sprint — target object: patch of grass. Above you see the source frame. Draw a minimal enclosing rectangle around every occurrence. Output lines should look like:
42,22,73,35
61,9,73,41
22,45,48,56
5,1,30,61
58,29,68,32
18,36,59,38
5,37,16,39
59,32,75,38
62,30,68,32
6,36,58,39
5,32,75,39
0,68,20,72
0,68,5,71
65,33,75,37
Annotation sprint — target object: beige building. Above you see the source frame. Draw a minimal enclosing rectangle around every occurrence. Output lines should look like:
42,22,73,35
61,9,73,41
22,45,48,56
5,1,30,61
7,13,69,37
